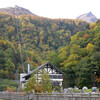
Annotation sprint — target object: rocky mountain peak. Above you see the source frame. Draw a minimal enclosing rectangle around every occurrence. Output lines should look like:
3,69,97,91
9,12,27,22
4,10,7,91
0,5,36,16
87,12,93,17
77,12,98,23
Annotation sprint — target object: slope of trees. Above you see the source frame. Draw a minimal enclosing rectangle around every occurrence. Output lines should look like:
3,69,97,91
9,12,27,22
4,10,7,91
0,13,87,74
1,12,100,89
48,20,100,88
0,12,88,90
0,13,87,51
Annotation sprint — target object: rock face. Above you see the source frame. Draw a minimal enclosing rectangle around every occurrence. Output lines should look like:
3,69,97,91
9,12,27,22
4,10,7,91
0,5,36,16
77,12,98,23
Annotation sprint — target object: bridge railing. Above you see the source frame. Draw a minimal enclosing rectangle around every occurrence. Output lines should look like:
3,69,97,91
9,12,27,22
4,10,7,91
0,92,100,100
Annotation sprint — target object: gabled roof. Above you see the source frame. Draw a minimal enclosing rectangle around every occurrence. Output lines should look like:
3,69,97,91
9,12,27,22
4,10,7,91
23,62,65,79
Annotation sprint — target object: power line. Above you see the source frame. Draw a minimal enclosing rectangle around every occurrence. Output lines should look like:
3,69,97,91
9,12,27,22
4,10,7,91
14,6,32,73
18,17,32,67
16,15,25,73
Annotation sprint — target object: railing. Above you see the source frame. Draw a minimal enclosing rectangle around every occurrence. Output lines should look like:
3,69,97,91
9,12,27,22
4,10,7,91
0,92,100,100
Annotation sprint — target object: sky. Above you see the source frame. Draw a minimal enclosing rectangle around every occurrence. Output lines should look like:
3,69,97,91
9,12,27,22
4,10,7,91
0,0,99,19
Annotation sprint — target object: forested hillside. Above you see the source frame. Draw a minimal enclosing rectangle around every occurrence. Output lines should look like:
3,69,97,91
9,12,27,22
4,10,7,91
49,20,100,88
0,12,88,90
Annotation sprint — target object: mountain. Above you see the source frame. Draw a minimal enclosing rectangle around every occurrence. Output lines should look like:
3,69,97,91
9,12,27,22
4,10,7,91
77,12,98,23
0,5,36,16
0,6,100,90
0,6,89,90
0,11,87,81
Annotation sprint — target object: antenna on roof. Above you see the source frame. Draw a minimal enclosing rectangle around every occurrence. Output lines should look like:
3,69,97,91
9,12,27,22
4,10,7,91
28,64,30,73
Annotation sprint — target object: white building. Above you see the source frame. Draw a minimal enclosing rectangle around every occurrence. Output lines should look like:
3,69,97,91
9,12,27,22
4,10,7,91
20,62,65,88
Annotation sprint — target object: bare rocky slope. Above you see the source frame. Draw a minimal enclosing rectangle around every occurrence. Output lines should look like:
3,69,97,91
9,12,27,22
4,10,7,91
0,5,36,16
77,12,97,23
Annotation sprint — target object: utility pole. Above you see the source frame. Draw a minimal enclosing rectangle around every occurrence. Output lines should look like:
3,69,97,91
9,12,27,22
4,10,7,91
94,72,96,87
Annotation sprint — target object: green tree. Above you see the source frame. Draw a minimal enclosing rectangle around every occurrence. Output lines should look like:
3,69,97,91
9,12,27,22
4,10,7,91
40,69,53,93
25,69,53,93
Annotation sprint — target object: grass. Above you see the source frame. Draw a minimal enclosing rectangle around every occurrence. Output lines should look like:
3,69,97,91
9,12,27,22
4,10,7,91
84,89,100,93
0,99,6,100
73,88,99,93
84,89,92,92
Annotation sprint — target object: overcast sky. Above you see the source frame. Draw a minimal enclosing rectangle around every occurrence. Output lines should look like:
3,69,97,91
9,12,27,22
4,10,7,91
0,0,99,19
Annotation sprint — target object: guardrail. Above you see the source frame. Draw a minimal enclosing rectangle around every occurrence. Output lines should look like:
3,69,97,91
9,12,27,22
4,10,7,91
0,92,100,100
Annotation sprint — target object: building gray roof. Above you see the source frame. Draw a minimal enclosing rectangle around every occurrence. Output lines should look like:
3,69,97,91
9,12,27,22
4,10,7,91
23,62,65,79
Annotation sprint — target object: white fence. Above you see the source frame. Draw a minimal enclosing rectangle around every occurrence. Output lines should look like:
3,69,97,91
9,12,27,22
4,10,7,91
0,92,100,100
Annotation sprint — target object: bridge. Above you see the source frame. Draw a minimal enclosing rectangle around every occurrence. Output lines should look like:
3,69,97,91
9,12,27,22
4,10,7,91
0,92,100,100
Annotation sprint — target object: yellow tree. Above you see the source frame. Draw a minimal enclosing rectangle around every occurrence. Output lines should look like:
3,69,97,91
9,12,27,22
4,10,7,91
86,43,94,52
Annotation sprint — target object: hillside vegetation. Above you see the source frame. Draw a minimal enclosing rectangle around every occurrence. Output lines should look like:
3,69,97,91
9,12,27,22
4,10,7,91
0,12,89,90
49,20,100,88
